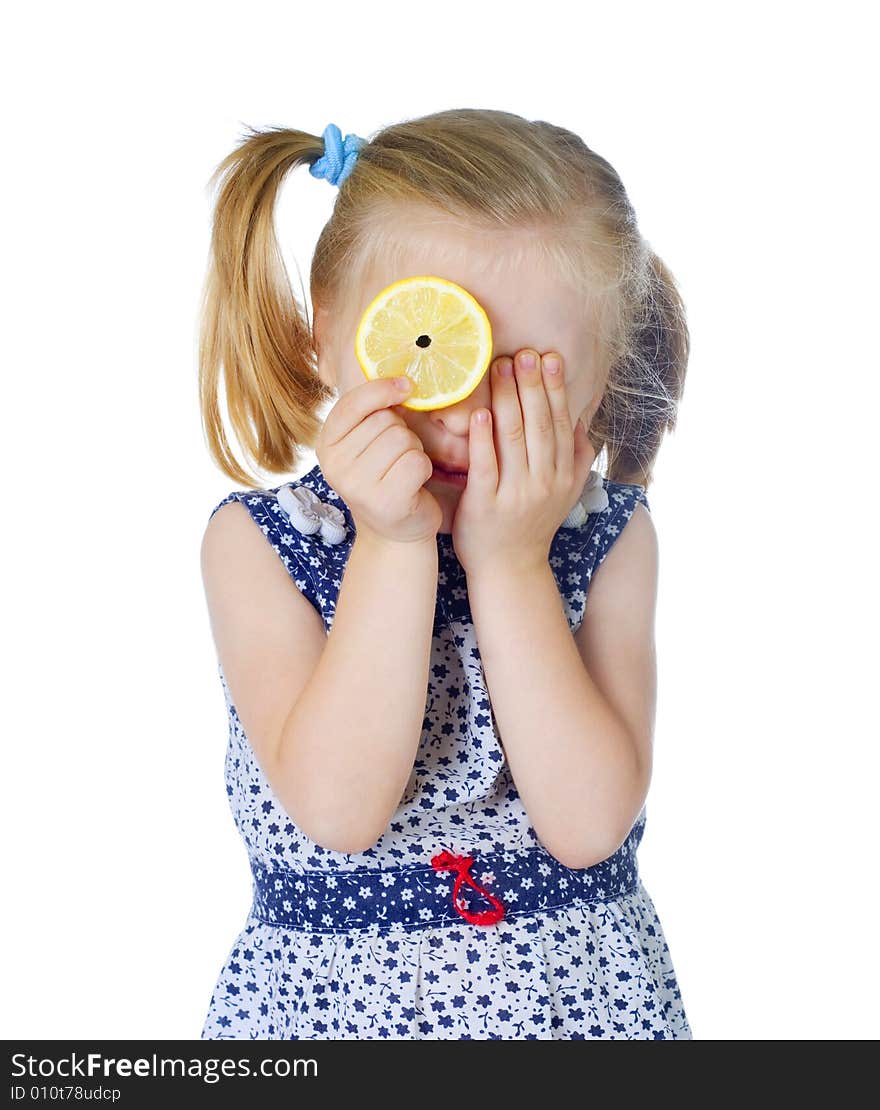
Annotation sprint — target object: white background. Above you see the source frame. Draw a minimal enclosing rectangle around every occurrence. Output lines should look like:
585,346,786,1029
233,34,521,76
4,0,878,1040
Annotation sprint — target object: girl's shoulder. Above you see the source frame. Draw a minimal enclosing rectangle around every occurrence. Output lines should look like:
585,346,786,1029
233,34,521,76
206,462,350,623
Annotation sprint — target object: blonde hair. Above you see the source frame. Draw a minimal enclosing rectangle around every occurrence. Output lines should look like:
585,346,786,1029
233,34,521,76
198,107,689,489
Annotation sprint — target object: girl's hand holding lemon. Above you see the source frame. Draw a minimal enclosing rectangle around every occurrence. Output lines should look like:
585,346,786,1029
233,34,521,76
452,350,598,578
343,273,493,546
315,376,443,546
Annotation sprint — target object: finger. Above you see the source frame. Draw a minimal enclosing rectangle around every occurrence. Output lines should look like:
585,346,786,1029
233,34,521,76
466,406,498,497
326,375,414,445
540,352,574,477
490,355,527,481
335,395,410,464
514,349,555,478
361,420,431,485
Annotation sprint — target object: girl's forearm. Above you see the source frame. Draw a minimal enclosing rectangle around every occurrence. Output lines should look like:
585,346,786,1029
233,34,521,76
466,561,646,869
273,530,438,854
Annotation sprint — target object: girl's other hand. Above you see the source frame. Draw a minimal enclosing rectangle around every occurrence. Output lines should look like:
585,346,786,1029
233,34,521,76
316,376,443,546
452,351,597,576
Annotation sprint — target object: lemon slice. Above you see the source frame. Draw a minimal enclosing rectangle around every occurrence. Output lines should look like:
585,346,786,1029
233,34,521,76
354,275,493,410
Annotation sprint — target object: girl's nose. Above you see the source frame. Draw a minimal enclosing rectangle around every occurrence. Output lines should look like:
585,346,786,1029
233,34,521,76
427,374,492,435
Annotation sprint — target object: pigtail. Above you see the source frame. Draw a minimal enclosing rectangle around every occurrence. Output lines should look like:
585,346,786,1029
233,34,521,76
597,252,690,490
198,125,336,487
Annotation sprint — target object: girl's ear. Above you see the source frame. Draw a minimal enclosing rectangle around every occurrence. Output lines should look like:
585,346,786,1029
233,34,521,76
312,303,337,391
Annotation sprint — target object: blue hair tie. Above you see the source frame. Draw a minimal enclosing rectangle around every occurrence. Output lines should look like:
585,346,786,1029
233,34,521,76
309,123,367,188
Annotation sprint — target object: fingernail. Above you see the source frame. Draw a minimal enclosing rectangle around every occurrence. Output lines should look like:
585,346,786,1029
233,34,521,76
498,358,514,378
475,409,489,424
543,355,560,375
396,377,412,391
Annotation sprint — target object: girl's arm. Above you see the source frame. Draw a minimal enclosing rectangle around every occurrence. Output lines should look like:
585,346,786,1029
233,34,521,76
282,528,438,853
465,502,657,869
202,503,438,855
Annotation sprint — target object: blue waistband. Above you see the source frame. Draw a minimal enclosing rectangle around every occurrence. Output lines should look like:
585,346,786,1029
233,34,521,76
249,817,644,934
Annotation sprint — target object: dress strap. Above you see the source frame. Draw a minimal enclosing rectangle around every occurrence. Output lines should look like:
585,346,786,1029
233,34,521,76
553,477,651,634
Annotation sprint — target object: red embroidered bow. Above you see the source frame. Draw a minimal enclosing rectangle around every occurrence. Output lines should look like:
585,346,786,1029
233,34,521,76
431,851,505,926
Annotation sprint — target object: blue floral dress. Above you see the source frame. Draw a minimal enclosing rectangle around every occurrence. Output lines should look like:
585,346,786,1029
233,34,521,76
200,460,691,1040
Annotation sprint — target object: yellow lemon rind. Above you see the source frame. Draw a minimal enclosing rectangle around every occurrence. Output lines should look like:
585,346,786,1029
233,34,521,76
354,275,493,411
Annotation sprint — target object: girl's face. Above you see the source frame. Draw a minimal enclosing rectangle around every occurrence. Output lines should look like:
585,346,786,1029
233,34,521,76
314,214,603,535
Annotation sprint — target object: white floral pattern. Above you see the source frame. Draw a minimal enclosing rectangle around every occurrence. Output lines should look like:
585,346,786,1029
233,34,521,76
200,461,691,1040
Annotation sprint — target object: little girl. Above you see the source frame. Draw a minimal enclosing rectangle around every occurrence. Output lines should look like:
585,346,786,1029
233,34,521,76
197,109,692,1040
